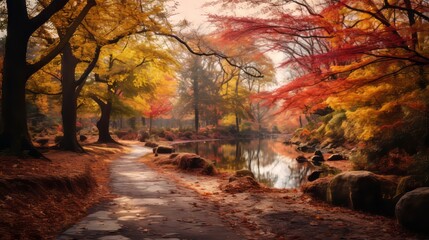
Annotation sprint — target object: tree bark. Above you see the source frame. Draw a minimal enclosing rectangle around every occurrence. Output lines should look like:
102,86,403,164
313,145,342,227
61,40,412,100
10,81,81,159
193,73,200,133
91,87,118,144
234,73,241,134
0,1,38,155
0,0,95,157
57,43,84,152
96,99,115,143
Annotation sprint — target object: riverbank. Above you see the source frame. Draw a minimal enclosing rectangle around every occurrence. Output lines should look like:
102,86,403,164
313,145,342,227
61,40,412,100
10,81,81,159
140,150,424,240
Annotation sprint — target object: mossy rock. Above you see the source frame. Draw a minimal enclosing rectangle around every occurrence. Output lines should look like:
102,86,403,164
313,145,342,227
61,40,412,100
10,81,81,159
327,171,382,212
396,187,429,233
155,145,175,154
302,176,332,201
396,175,429,196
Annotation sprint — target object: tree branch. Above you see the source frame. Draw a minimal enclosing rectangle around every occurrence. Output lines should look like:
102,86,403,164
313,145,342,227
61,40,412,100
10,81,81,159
29,0,69,33
156,32,264,78
26,88,62,96
26,0,96,77
75,45,101,91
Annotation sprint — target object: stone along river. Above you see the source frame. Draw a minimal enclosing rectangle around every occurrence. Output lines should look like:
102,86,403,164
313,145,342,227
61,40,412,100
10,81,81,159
173,138,316,189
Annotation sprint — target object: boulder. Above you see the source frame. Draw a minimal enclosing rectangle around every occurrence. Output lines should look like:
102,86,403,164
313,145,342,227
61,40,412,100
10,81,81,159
307,170,324,182
314,150,323,157
156,153,217,175
396,175,429,197
139,131,150,142
396,187,429,233
229,169,255,182
302,177,332,201
177,154,206,169
327,171,382,212
311,155,324,162
221,176,260,193
145,141,159,148
35,138,49,146
155,145,175,154
327,154,346,161
296,156,308,163
297,144,315,153
79,135,87,142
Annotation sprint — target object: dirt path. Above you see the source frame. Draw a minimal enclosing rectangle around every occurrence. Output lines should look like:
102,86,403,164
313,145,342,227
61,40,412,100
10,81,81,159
58,145,243,240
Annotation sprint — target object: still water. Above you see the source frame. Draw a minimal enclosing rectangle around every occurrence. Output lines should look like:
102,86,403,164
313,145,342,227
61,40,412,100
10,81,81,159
173,138,316,189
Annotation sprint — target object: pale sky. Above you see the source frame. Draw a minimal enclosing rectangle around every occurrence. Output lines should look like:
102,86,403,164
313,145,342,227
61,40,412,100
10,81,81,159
170,0,288,82
169,0,216,28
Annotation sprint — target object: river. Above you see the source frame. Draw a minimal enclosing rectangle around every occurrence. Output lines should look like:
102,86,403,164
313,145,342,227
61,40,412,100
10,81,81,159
173,138,316,189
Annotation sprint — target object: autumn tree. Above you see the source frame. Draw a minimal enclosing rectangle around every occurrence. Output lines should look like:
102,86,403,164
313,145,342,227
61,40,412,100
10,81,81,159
210,0,429,173
54,0,154,151
176,52,226,132
0,0,95,156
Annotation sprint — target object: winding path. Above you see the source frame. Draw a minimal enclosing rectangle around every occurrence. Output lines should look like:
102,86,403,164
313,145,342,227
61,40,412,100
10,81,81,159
58,145,243,240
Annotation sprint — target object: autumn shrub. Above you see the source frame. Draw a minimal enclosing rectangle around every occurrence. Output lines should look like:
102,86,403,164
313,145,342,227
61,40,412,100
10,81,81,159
179,131,193,139
163,131,176,141
407,151,429,176
139,131,150,142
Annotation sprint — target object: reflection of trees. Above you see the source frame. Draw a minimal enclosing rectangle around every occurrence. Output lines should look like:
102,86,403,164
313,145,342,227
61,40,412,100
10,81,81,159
174,139,316,188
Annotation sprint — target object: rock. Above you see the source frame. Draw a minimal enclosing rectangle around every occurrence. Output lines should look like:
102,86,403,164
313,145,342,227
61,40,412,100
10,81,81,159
327,171,382,212
201,161,216,175
139,131,150,142
229,169,256,182
176,154,217,175
235,169,255,178
155,146,175,154
308,170,324,182
396,175,429,197
377,175,401,216
35,138,49,146
297,144,315,153
221,176,260,193
327,154,345,161
396,187,429,233
156,153,217,175
311,155,324,162
145,141,158,148
314,150,323,157
302,177,332,201
79,135,87,142
296,156,308,163
177,154,204,169
229,169,255,182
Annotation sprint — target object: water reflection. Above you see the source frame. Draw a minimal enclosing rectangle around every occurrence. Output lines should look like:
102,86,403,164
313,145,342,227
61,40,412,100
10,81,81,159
173,139,315,189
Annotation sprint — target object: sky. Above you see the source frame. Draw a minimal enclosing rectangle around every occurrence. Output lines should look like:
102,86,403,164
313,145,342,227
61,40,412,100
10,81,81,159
169,0,214,27
170,0,288,83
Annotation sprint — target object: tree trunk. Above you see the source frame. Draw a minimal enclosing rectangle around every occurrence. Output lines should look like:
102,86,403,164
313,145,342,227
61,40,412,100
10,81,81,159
235,73,241,134
96,98,116,143
0,0,95,157
0,9,37,156
193,76,200,133
58,43,84,152
149,116,153,134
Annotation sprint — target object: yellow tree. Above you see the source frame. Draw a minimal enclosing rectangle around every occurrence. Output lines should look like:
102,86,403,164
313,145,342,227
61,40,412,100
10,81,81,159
88,37,177,143
1,0,95,157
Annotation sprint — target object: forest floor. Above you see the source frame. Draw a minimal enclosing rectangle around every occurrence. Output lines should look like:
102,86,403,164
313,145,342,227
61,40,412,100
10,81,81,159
0,141,130,239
